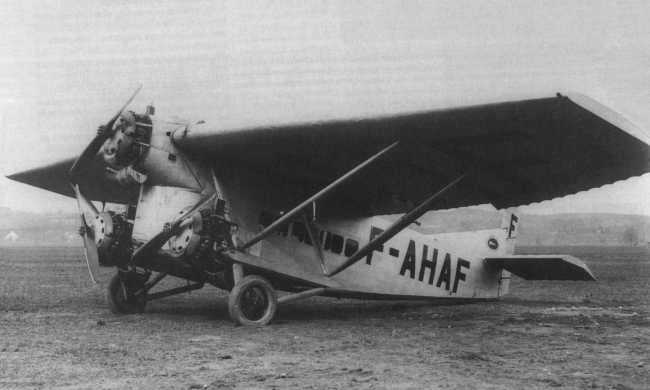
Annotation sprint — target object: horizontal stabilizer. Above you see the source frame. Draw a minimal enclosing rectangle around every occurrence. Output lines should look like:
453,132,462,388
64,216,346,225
485,255,596,281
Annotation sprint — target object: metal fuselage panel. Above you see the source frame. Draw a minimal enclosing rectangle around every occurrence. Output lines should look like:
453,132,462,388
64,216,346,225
260,218,513,299
214,165,516,299
128,118,216,247
139,119,212,191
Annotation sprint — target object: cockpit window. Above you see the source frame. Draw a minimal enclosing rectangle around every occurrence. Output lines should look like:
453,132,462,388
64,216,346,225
291,222,309,244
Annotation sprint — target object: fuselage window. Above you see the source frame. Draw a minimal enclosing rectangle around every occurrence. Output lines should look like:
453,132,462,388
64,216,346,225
290,225,357,257
278,223,289,237
323,232,343,254
291,222,312,245
344,238,359,257
291,222,306,243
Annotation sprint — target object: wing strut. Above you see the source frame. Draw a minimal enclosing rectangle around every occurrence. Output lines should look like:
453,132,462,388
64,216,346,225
131,193,217,265
302,214,328,274
237,141,400,251
327,173,466,277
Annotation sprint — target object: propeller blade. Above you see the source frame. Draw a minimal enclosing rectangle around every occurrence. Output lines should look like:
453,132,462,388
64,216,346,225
131,193,216,265
105,84,143,130
69,85,143,182
73,185,101,284
79,214,100,284
72,184,99,222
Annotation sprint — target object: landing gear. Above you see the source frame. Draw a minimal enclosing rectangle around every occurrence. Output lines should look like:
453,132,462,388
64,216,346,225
107,272,147,314
228,275,278,326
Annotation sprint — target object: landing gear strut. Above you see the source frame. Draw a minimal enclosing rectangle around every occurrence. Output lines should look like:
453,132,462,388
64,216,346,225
107,270,206,314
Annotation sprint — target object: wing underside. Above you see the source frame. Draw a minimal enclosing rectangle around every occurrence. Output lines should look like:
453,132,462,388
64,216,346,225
174,94,649,217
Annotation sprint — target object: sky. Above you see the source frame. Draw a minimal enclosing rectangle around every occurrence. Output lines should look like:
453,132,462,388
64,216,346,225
0,0,648,215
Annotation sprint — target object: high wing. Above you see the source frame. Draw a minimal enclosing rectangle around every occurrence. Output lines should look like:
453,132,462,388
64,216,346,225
173,94,649,217
8,94,649,216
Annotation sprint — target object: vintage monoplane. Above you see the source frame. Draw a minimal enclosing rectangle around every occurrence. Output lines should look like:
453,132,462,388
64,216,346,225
8,87,649,325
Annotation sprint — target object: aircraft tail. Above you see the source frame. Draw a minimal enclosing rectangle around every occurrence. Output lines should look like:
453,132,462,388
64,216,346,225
416,210,520,256
412,210,520,297
487,211,596,282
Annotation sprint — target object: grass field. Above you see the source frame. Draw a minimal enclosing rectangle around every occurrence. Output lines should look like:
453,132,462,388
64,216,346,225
0,246,648,389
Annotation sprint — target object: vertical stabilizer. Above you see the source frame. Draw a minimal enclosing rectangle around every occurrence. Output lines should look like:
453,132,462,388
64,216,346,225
499,209,520,255
497,209,520,295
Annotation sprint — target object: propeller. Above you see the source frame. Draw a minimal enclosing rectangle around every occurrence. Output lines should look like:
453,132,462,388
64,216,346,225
68,85,142,283
73,184,101,284
68,85,142,182
131,193,217,265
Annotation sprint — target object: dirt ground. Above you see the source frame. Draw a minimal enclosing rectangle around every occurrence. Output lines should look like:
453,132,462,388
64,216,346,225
0,246,648,390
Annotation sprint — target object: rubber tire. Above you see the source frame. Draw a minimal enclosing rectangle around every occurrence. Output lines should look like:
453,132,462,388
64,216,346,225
107,273,146,314
228,275,277,326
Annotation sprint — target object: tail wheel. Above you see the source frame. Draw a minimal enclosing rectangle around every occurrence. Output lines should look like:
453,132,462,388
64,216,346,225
107,272,146,314
228,275,277,326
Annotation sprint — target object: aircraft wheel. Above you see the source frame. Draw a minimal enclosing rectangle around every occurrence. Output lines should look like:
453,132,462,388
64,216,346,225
107,273,146,314
228,275,277,326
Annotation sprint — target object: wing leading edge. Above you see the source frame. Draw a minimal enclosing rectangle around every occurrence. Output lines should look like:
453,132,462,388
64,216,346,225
173,94,649,217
